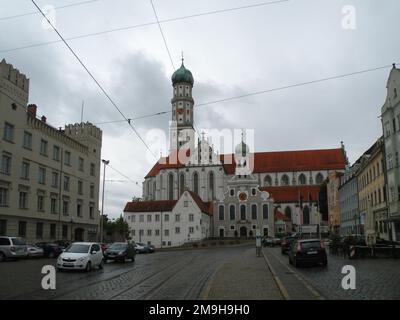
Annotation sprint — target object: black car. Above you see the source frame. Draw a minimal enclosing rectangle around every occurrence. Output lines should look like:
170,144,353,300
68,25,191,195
53,240,71,249
104,242,136,262
280,236,298,254
35,242,64,258
288,239,327,268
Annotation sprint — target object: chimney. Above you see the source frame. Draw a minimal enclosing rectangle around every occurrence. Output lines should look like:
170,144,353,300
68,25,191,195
41,116,47,123
27,104,37,118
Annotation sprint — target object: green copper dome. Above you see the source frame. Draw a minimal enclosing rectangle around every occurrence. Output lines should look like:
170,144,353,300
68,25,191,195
171,63,194,85
235,141,249,157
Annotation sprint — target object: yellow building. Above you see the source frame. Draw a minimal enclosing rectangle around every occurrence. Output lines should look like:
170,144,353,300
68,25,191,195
357,138,389,239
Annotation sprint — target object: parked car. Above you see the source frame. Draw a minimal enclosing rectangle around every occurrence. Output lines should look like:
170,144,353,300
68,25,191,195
147,245,156,253
100,243,109,252
135,242,153,253
0,236,28,262
53,240,71,249
35,242,64,258
281,235,298,254
263,237,282,247
288,239,327,268
26,244,44,258
104,242,136,262
57,242,104,272
375,238,399,247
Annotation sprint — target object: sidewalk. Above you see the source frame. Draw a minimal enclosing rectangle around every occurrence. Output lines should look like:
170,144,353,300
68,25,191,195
203,247,282,300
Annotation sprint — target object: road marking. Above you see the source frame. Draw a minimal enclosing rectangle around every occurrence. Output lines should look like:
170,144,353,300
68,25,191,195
262,249,290,300
200,263,223,300
267,249,326,300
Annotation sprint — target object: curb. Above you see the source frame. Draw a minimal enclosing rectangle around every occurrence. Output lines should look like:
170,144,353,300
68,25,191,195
261,250,290,300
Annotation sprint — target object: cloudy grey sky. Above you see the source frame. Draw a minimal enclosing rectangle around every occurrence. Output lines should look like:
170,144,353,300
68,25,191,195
1,0,399,218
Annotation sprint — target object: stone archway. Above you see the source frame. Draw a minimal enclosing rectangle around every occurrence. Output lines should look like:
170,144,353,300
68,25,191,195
240,226,247,237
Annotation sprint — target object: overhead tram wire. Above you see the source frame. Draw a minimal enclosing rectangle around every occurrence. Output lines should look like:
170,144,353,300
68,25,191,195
30,0,157,159
0,0,104,21
0,0,291,54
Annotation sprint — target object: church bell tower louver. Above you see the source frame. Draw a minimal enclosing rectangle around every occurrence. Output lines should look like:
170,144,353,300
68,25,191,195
170,57,195,152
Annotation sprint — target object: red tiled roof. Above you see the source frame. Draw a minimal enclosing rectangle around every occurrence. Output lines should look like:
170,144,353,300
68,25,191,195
145,148,345,177
145,149,188,178
124,200,177,213
187,191,213,216
260,186,320,203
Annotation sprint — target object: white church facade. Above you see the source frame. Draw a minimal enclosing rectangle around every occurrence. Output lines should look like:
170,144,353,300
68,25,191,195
124,61,346,247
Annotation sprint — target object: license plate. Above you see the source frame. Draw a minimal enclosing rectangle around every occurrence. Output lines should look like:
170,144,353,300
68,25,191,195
63,263,74,267
307,251,318,255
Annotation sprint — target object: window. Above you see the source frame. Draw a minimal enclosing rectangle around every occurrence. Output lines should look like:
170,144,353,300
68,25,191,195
0,188,8,207
189,214,194,222
3,122,14,141
78,158,84,172
316,173,324,184
131,230,136,236
62,225,68,239
19,191,28,209
175,227,180,234
179,173,185,196
51,198,58,214
155,230,160,236
64,151,71,166
51,172,59,188
21,161,30,179
38,167,46,184
209,172,215,199
147,215,152,222
1,153,12,174
90,184,95,198
18,221,27,237
40,140,48,156
264,175,272,186
63,201,69,216
281,174,289,186
89,207,93,219
165,214,169,222
299,174,306,185
64,176,70,191
77,204,82,217
139,215,144,222
251,204,257,220
219,205,225,221
230,189,235,196
285,207,292,220
184,201,188,207
240,205,246,220
139,230,144,236
36,222,43,239
147,230,152,236
78,180,83,195
0,219,7,235
50,224,56,239
53,146,60,161
155,214,160,222
164,229,169,236
175,214,180,222
37,195,44,211
263,204,269,220
385,121,391,137
90,163,95,176
23,131,32,149
230,225,235,230
189,227,194,234
230,205,235,220
193,172,199,195
168,174,174,200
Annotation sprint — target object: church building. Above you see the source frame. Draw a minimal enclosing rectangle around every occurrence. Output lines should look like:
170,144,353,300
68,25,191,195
123,61,346,247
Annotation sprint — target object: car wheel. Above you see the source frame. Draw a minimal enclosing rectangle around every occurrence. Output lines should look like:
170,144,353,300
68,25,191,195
0,252,5,262
99,259,104,270
85,261,92,272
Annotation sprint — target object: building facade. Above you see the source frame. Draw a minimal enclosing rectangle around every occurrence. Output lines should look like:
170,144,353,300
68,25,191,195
327,171,343,234
381,64,400,241
0,59,102,243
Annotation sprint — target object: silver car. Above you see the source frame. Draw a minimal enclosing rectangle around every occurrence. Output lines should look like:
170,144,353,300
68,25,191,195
0,236,28,261
27,244,44,258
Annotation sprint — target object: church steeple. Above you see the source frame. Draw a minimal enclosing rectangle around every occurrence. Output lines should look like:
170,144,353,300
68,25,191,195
170,58,195,151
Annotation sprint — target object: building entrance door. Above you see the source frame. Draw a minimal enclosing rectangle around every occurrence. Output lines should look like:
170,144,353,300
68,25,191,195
240,226,247,237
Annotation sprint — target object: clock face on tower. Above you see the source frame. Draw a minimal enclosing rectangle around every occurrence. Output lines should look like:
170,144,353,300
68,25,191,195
239,192,247,202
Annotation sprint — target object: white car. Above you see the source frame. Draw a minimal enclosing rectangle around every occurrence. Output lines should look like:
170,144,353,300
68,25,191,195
57,242,104,272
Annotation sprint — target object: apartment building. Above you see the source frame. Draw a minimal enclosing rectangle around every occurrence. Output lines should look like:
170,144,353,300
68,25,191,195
0,59,102,243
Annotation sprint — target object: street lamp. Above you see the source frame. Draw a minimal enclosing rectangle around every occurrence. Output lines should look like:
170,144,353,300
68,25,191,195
100,159,110,243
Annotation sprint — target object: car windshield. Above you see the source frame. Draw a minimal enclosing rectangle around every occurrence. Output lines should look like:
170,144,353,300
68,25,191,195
11,238,26,245
66,244,90,253
109,243,127,250
301,241,321,250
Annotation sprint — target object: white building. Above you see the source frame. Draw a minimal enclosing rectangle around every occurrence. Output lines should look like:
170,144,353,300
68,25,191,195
0,59,102,243
381,63,400,241
123,60,347,246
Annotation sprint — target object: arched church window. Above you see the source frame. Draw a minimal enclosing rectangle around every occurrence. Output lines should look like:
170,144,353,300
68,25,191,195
303,205,310,224
316,173,324,184
281,174,289,186
299,174,306,185
264,175,272,186
193,172,199,195
285,206,292,220
179,173,185,196
209,171,215,199
230,205,235,220
168,173,174,200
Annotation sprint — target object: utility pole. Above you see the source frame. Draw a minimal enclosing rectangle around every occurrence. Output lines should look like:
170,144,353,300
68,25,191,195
100,159,110,243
